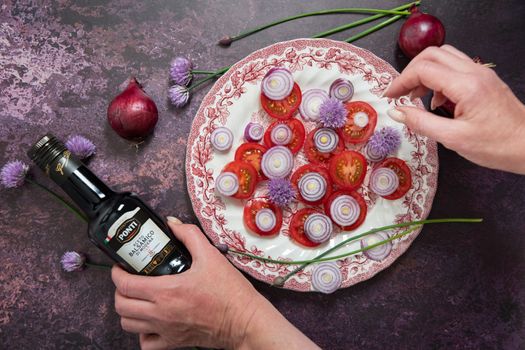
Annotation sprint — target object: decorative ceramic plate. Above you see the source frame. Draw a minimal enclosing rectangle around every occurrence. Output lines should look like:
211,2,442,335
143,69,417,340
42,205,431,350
186,38,438,292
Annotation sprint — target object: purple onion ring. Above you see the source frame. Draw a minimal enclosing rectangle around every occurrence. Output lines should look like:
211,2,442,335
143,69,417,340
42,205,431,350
261,146,294,179
216,172,239,197
270,124,292,145
255,208,277,232
329,195,360,227
299,89,329,122
298,172,327,202
304,213,333,243
211,127,233,151
361,231,392,261
314,128,339,153
244,122,264,142
329,78,354,102
311,262,342,294
370,167,399,197
261,67,294,100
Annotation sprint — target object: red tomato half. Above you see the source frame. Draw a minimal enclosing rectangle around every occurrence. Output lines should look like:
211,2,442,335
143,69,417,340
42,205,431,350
234,143,267,181
304,127,345,165
324,190,367,231
289,208,321,247
290,164,332,205
341,101,377,144
261,83,302,120
243,198,283,236
223,161,257,199
377,157,412,200
329,150,367,190
263,118,305,154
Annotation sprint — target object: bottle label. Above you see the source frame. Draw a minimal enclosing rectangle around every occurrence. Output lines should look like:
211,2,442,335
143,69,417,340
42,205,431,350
105,207,173,273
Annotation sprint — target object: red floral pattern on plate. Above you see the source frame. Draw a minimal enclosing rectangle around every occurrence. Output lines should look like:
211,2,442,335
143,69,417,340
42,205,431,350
186,39,438,292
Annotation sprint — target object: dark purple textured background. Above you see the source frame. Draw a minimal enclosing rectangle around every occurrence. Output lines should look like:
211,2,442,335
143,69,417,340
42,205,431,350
1,1,524,349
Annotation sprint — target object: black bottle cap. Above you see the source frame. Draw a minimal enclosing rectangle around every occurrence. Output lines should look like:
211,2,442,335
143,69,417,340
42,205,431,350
27,134,69,172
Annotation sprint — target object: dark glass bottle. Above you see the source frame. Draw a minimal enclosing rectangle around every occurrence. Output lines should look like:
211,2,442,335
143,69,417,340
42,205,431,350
28,134,191,275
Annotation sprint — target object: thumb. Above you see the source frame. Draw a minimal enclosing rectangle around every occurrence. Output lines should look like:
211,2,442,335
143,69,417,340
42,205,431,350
166,216,211,261
387,106,459,143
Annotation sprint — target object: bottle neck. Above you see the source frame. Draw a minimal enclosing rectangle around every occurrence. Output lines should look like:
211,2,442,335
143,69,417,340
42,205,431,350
44,150,114,219
56,165,115,219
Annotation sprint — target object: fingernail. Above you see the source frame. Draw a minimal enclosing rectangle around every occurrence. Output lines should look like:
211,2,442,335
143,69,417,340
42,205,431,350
167,216,183,224
379,81,392,98
408,90,415,101
430,96,437,111
387,108,406,123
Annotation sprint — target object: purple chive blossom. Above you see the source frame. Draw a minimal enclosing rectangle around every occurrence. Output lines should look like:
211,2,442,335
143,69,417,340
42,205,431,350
368,127,402,157
170,57,193,86
60,251,86,272
319,98,347,128
1,160,29,188
169,85,190,108
65,135,96,159
268,178,296,207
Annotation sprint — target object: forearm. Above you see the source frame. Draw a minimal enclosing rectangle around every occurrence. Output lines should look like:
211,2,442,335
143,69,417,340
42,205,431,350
236,297,320,350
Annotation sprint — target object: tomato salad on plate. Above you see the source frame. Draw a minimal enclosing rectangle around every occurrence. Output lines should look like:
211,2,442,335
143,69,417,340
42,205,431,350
211,66,411,248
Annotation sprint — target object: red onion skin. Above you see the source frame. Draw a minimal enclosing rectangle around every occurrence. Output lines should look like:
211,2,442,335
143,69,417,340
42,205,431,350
398,8,445,59
107,77,159,140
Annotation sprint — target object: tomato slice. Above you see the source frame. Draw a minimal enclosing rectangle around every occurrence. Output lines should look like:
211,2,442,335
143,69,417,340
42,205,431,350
341,101,377,144
329,151,367,190
324,190,367,231
304,127,345,165
243,198,282,236
223,161,257,199
377,158,412,200
289,208,321,247
263,118,305,154
234,143,267,181
261,83,302,120
290,164,332,205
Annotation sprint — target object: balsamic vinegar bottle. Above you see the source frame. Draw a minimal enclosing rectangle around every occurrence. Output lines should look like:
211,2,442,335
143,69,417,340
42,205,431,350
28,134,191,275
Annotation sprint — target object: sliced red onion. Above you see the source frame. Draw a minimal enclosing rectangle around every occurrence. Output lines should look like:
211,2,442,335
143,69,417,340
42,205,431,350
304,213,333,243
211,127,233,151
216,172,239,196
298,172,327,202
364,143,386,162
311,262,342,294
361,231,392,261
314,128,339,153
270,124,292,145
255,208,277,232
261,67,294,100
329,78,354,102
299,89,329,121
353,111,369,128
244,122,264,142
261,146,294,179
370,167,399,197
330,195,360,227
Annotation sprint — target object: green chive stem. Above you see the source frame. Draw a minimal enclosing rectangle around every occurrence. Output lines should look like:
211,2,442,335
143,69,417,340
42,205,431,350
192,70,218,75
223,7,415,44
281,218,482,282
26,179,88,222
228,217,482,284
85,262,112,270
345,14,403,43
312,1,419,38
188,66,230,92
230,225,420,265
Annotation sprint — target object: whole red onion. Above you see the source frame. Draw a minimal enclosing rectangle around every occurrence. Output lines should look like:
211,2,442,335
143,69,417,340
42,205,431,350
107,77,159,140
398,7,445,59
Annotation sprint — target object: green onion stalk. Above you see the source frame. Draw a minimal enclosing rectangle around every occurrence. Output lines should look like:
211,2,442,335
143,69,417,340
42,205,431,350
188,1,420,90
227,218,483,286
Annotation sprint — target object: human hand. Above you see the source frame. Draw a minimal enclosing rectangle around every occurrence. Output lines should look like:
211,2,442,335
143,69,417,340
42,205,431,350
112,217,318,350
384,45,525,174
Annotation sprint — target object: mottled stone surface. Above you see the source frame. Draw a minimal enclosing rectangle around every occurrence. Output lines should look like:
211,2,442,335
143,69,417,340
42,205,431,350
1,1,524,349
